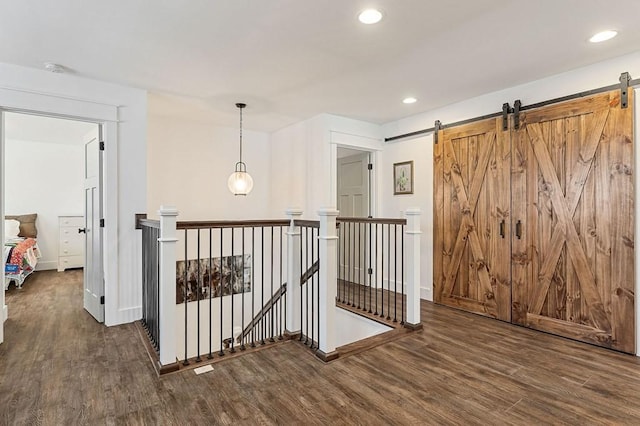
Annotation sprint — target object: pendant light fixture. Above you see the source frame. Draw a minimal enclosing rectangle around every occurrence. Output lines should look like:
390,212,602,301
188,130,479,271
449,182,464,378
227,102,254,196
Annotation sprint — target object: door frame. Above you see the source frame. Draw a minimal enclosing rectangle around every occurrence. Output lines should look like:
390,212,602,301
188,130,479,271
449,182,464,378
329,131,382,218
0,89,118,341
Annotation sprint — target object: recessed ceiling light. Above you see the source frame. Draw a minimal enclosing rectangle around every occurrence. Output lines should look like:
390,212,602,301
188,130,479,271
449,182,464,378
358,9,383,24
43,62,65,73
589,30,617,43
403,97,417,104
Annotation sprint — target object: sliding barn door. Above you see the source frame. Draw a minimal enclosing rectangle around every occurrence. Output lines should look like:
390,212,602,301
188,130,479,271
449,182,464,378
434,117,512,321
511,90,634,353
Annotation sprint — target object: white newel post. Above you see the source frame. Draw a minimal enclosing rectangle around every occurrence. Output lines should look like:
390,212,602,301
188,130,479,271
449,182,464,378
405,208,422,328
158,205,178,366
286,208,303,335
318,208,339,359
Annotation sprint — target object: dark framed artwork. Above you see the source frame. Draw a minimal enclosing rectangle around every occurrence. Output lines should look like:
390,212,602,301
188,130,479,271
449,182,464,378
176,254,251,304
394,161,414,195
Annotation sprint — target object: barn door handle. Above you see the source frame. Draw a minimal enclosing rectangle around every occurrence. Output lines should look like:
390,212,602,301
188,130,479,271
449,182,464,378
499,220,505,239
515,220,522,239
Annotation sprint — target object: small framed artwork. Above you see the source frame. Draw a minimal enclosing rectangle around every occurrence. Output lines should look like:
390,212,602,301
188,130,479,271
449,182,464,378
393,161,414,195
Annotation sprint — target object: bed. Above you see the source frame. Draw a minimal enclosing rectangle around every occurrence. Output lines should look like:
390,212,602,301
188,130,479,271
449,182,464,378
4,214,41,290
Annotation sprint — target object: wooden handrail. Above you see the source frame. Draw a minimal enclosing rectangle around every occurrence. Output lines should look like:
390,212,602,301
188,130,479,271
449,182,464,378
139,219,161,229
301,260,319,285
337,217,407,225
177,219,289,229
236,283,287,343
294,219,320,228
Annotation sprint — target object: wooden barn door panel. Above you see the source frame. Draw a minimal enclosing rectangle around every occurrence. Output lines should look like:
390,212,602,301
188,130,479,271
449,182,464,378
434,117,511,321
512,90,635,353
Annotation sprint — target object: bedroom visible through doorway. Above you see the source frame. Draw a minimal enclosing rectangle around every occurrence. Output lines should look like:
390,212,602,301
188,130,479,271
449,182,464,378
2,112,103,322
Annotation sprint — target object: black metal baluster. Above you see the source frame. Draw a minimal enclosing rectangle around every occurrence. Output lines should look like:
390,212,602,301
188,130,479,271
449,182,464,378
261,227,265,345
241,227,246,350
380,224,384,318
299,222,303,342
219,228,224,357
394,224,398,323
196,229,201,362
338,223,343,303
311,226,315,348
345,222,349,305
251,227,256,348
208,228,213,359
316,227,320,351
368,222,372,313
350,222,354,307
142,226,147,327
270,226,275,342
401,223,405,325
156,228,160,351
183,229,189,365
230,227,236,354
353,222,362,309
279,226,284,340
305,226,309,345
387,224,391,321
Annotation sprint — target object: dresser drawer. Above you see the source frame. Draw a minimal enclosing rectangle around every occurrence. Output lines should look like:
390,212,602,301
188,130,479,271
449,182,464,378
59,216,84,227
59,255,84,270
59,235,84,256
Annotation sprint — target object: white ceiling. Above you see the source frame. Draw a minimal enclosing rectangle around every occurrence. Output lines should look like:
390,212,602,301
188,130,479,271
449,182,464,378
4,112,97,145
1,1,640,132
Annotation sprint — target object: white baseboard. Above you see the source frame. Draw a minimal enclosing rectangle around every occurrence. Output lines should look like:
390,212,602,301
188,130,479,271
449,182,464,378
36,261,58,271
106,306,142,326
420,287,433,301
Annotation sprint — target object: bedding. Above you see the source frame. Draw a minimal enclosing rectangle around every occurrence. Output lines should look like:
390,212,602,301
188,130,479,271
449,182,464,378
6,213,38,238
4,214,41,290
4,238,41,290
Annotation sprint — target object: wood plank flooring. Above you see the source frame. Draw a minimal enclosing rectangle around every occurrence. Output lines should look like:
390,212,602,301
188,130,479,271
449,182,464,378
3,270,640,424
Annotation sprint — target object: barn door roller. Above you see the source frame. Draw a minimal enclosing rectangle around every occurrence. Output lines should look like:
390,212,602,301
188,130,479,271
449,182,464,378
513,100,522,130
502,103,511,131
433,120,442,144
620,72,631,109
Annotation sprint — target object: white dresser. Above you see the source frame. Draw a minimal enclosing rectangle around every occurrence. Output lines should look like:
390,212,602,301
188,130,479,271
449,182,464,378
58,215,85,272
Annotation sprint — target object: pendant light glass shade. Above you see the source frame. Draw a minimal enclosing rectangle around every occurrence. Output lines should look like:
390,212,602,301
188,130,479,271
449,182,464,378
228,102,253,196
228,163,254,196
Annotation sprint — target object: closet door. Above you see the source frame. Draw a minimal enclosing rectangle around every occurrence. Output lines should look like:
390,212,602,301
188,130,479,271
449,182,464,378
434,117,511,321
511,90,635,353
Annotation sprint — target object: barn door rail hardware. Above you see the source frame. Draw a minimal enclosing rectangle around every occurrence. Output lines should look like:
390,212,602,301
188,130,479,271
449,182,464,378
385,72,639,143
514,72,638,115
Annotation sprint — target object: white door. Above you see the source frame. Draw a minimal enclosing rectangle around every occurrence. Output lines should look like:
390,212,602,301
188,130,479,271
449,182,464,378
0,111,5,344
337,151,369,217
337,151,370,285
83,126,104,322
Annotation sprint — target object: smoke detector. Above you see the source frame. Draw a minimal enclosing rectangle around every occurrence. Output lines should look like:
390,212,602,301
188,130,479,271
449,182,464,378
44,62,65,73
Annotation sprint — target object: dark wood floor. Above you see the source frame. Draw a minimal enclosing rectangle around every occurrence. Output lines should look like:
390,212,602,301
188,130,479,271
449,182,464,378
3,271,640,424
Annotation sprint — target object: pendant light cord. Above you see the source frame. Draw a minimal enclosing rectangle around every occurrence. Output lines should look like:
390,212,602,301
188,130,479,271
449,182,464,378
239,105,243,164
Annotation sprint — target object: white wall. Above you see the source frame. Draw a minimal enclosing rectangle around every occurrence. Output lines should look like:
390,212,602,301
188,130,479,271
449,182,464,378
0,61,147,326
147,93,271,221
5,138,84,270
380,51,640,353
270,113,383,219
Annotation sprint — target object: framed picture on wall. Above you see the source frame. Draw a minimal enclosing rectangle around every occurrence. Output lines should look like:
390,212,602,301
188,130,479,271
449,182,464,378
393,161,414,195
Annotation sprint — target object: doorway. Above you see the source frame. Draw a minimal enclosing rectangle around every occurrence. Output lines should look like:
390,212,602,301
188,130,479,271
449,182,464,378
1,112,104,325
337,148,371,218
